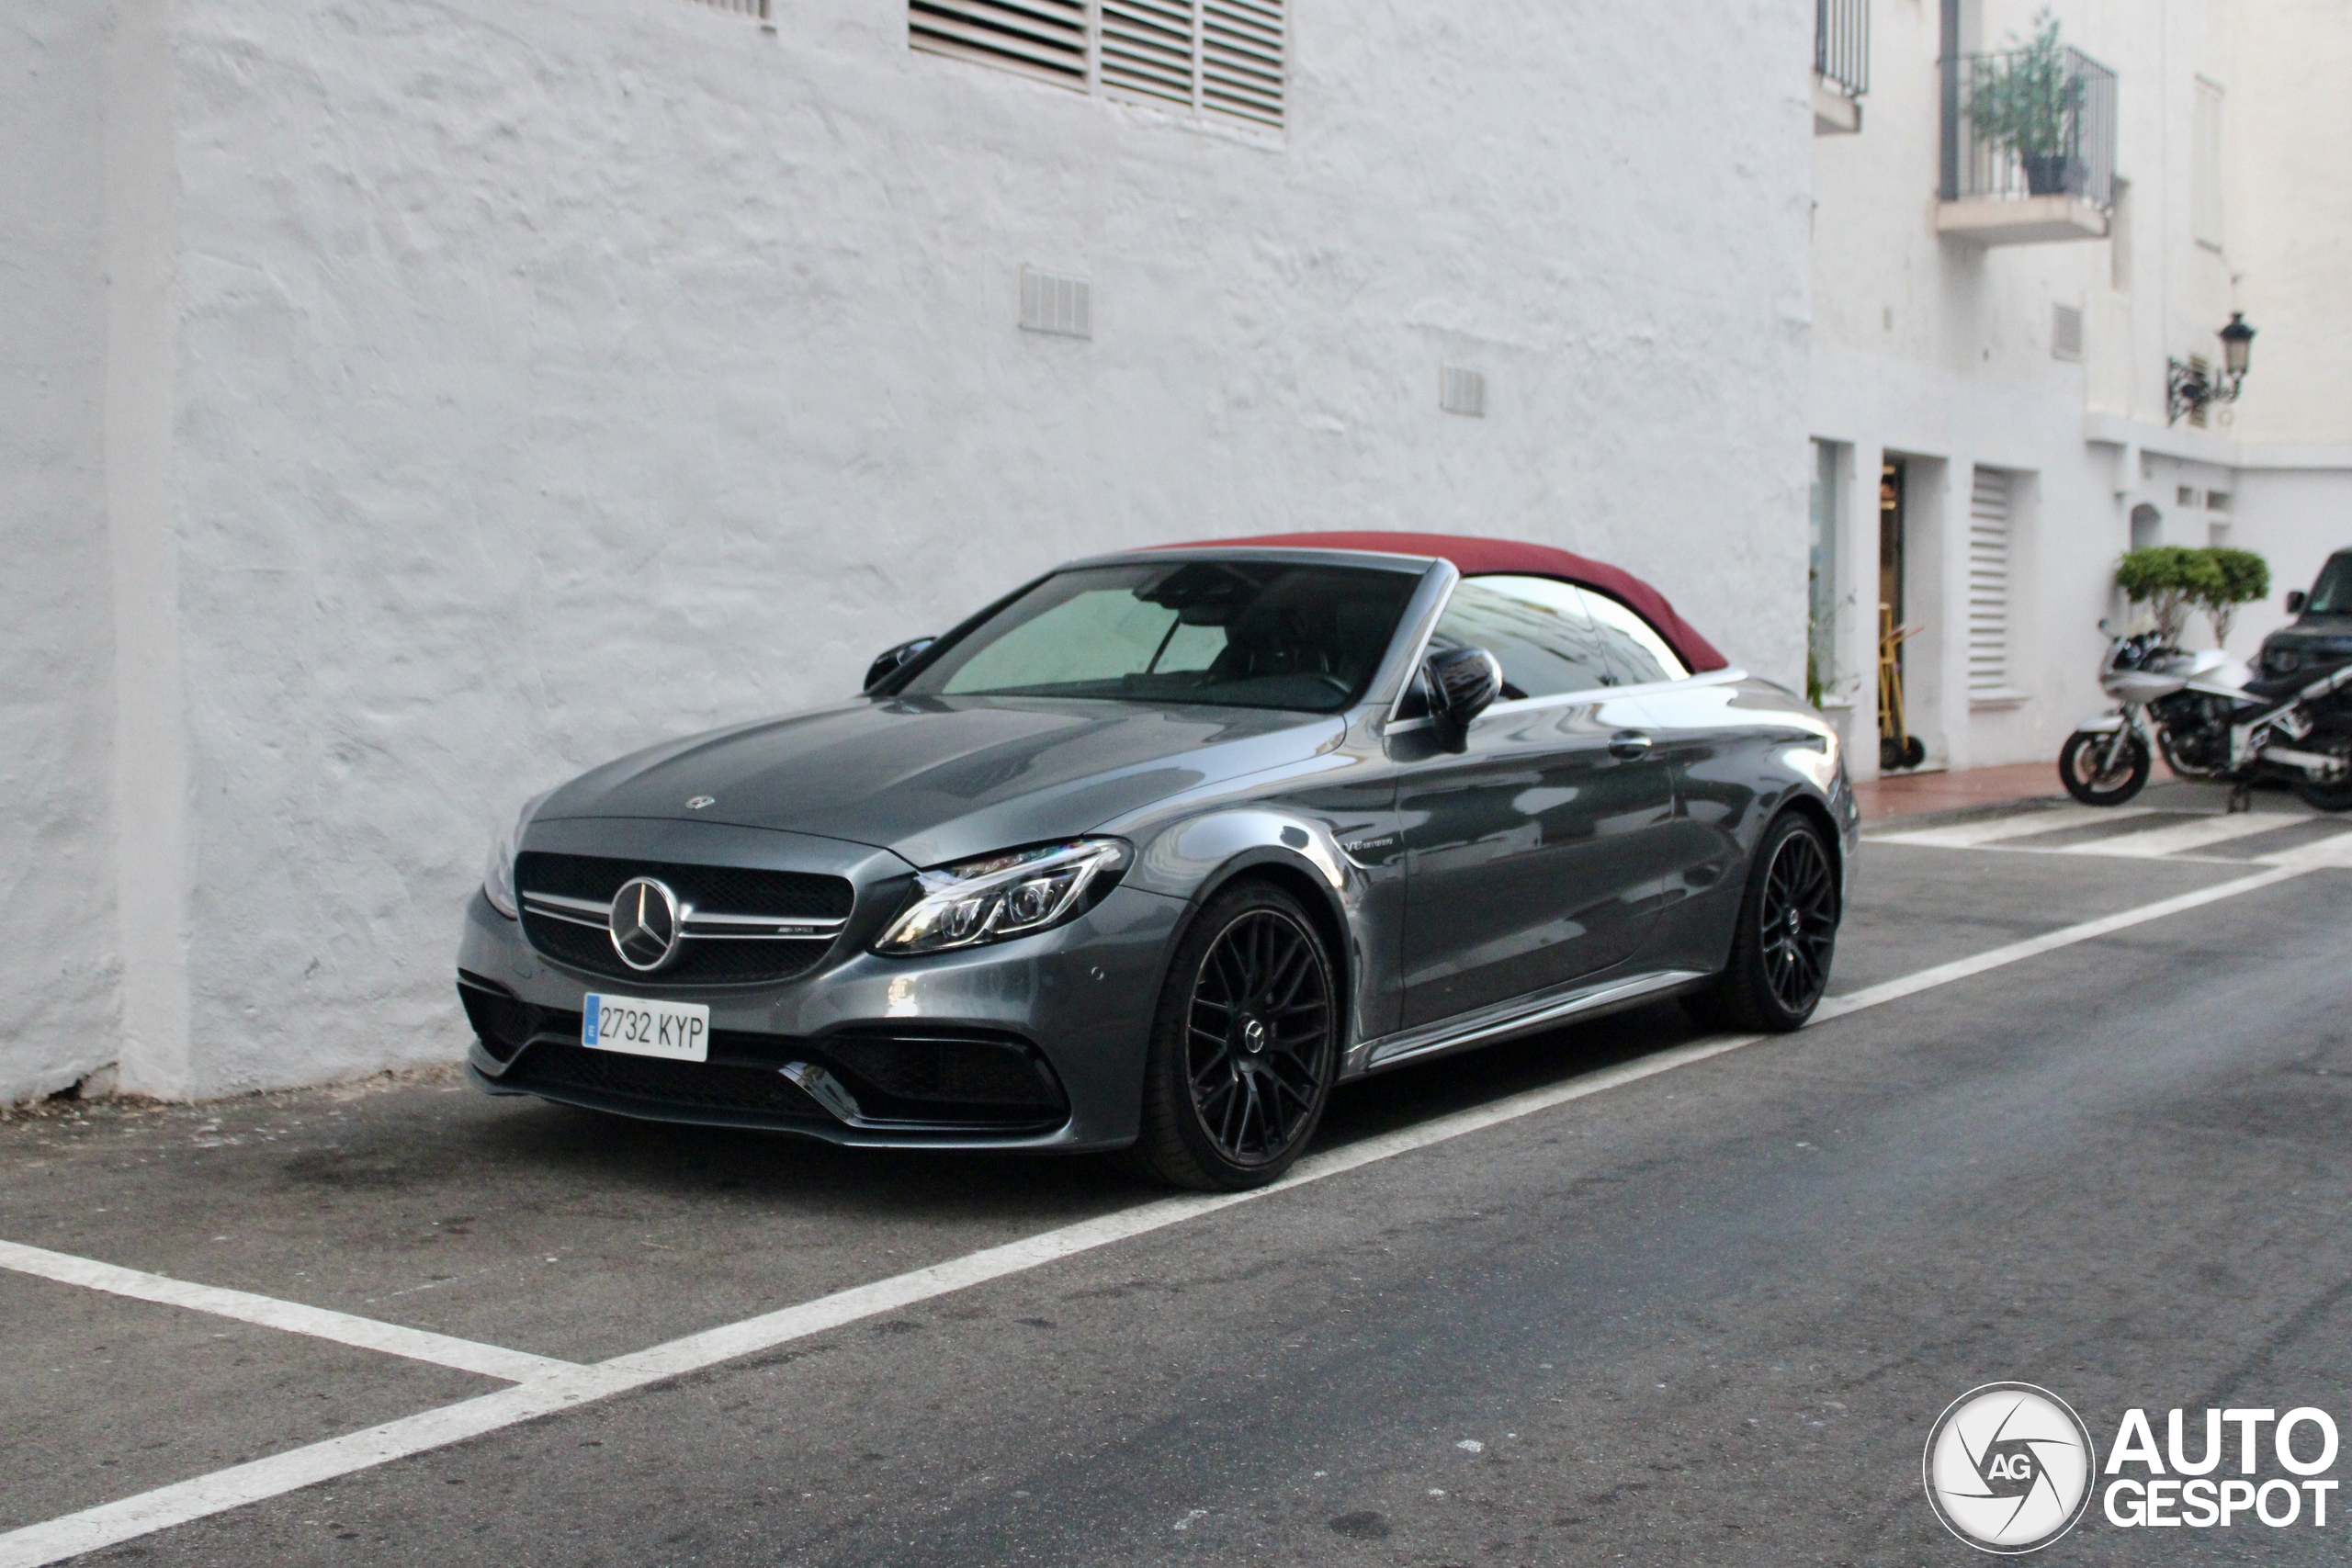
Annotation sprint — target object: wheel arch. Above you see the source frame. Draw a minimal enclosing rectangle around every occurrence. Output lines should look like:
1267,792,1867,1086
1155,847,1357,1054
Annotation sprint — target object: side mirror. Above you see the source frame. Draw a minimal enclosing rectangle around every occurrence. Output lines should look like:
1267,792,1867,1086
863,637,936,694
2286,590,2308,615
1425,646,1502,752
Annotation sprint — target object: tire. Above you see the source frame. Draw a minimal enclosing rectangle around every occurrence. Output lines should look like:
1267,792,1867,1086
2058,729,2151,806
1682,812,1840,1034
2295,747,2352,812
1131,880,1340,1191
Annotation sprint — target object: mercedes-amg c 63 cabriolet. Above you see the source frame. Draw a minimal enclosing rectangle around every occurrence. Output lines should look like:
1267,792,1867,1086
458,533,1855,1190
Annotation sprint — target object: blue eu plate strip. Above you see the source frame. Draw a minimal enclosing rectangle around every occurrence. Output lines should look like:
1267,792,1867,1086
581,994,601,1047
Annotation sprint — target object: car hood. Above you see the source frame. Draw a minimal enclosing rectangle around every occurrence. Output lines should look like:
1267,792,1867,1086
535,696,1345,869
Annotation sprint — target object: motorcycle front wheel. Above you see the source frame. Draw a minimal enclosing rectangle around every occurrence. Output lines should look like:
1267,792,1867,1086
2059,729,2151,806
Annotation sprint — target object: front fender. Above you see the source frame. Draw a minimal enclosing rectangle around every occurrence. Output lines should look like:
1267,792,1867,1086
1120,805,1397,1068
2072,712,2129,735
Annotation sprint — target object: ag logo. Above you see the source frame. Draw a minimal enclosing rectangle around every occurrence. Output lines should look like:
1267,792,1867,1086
1924,1383,2097,1553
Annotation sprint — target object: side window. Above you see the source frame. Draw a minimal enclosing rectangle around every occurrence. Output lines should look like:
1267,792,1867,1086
1428,576,1617,700
1576,588,1690,686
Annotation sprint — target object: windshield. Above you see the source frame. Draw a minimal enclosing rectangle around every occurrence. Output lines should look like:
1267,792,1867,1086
2310,553,2352,615
899,560,1422,713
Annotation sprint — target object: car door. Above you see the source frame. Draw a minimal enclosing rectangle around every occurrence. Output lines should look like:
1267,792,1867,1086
1393,576,1678,1030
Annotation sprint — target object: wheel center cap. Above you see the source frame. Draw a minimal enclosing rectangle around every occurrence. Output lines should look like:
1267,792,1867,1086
1241,1017,1270,1055
1785,907,1803,936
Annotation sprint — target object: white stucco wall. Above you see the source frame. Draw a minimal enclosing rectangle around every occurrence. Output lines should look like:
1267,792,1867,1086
1,3,121,1102
89,0,1814,1096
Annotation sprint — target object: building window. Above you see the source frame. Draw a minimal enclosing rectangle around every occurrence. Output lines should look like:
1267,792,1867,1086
1968,467,2017,701
2193,78,2225,250
910,0,1286,130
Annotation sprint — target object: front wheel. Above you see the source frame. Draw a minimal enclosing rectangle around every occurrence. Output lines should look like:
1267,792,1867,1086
1682,812,1840,1034
1131,881,1340,1191
2059,728,2151,806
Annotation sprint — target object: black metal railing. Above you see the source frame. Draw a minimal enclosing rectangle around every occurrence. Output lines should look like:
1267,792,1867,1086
1815,0,1869,98
1940,45,2117,209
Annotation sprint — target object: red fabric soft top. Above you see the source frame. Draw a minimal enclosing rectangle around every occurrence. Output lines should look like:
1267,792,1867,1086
1155,531,1727,674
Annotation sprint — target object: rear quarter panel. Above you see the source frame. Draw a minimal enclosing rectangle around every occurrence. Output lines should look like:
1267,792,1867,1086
1631,673,1857,977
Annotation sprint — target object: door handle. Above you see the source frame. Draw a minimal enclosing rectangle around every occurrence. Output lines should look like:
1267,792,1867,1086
1609,731,1655,761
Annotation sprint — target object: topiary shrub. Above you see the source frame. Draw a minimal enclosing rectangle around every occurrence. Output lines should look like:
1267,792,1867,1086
2115,546,2206,645
2196,547,2271,647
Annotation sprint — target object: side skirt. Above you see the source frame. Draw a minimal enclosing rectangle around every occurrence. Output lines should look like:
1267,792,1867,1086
1344,968,1711,1077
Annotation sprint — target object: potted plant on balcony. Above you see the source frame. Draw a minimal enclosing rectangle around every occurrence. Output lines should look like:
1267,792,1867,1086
1968,8,2085,197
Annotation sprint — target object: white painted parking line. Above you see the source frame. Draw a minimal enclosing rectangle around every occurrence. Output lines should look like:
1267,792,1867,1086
0,1240,577,1385
1866,804,2156,849
2056,809,2332,860
0,858,2336,1568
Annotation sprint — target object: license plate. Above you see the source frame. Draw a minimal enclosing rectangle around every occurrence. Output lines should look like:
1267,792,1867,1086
581,994,710,1063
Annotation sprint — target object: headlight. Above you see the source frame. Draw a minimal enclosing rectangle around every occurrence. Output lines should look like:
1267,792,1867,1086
481,792,550,919
874,840,1131,955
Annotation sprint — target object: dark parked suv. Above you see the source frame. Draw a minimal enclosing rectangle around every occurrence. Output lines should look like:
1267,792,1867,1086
2259,549,2352,678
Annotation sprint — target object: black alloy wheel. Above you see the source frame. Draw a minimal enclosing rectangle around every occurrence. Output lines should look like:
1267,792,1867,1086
2059,728,2152,806
1683,812,1840,1034
1133,881,1338,1190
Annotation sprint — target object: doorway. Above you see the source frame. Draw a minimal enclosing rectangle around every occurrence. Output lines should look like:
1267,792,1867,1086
1877,457,1926,771
1880,457,1906,646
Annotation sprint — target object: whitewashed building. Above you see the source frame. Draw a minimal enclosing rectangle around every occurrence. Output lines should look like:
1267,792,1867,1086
1807,0,2352,777
3,0,1817,1102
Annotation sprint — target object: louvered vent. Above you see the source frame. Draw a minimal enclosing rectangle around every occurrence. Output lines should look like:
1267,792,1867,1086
913,0,1284,129
1967,468,2015,700
1440,367,1487,418
911,0,1088,91
1200,1,1284,126
1020,267,1092,338
2051,303,2083,362
687,0,771,15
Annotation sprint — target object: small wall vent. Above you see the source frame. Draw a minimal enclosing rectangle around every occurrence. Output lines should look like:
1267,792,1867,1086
2051,303,2083,362
1020,267,1092,339
688,0,772,16
1440,366,1487,418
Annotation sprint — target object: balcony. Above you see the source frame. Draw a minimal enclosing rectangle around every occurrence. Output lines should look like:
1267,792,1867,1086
1937,45,2117,245
1813,0,1868,135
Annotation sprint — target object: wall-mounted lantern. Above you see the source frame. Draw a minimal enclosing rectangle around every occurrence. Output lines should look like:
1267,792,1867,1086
2167,311,2256,425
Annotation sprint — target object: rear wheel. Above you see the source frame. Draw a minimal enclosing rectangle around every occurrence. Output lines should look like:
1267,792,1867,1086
2059,729,2151,806
1132,881,1339,1191
1683,813,1840,1034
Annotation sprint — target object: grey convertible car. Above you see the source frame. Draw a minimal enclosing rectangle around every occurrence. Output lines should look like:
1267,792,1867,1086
458,533,1856,1190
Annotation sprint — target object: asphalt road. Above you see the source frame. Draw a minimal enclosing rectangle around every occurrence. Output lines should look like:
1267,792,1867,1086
5,795,2351,1566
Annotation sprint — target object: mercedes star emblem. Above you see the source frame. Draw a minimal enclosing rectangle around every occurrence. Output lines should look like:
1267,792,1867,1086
608,877,684,972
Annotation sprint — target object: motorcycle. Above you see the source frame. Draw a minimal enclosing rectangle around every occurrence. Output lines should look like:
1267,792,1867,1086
2060,626,2352,812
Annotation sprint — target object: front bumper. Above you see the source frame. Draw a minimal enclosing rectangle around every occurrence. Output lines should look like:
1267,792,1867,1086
457,874,1182,1151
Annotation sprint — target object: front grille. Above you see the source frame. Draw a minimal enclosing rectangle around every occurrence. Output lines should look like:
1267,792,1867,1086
514,852,854,986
